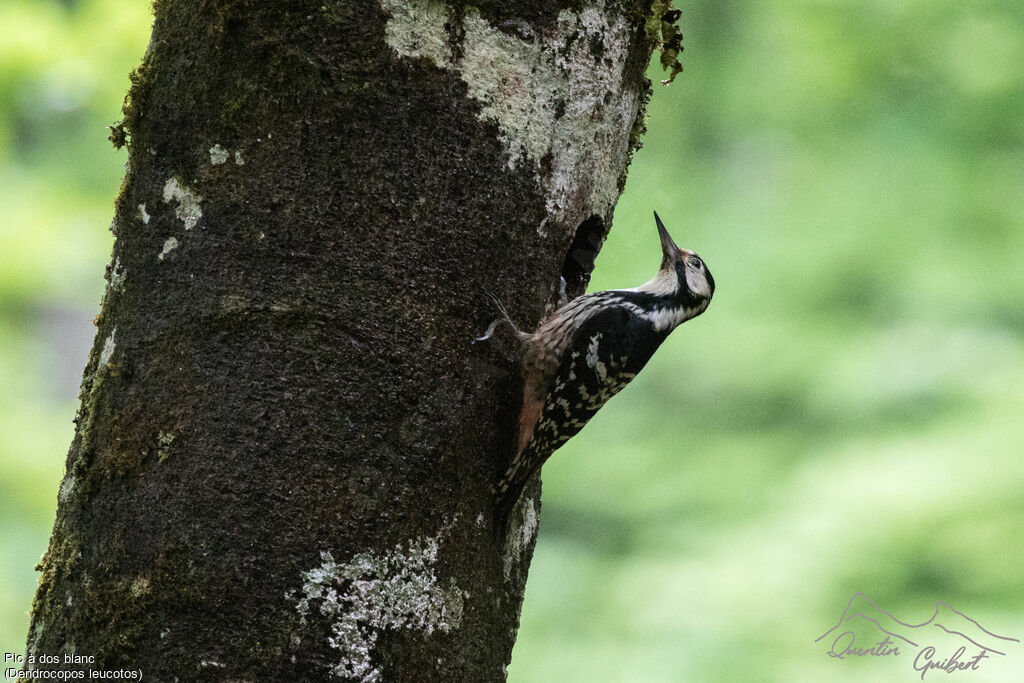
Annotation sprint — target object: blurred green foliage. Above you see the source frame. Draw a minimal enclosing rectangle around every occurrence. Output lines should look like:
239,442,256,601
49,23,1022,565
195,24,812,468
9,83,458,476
510,1,1024,680
0,0,153,660
1,0,1022,680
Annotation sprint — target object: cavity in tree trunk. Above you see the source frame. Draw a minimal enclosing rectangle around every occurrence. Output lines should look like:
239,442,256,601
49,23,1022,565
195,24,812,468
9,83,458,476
27,0,673,679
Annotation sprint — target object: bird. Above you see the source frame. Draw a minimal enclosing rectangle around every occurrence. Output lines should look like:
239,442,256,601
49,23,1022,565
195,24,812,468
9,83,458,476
477,211,715,518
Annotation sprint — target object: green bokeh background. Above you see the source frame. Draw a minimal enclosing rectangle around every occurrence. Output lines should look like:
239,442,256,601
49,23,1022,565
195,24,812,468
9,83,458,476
1,0,1022,680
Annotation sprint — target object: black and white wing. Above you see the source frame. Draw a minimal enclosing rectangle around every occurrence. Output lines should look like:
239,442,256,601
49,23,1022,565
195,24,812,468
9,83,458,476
496,303,665,504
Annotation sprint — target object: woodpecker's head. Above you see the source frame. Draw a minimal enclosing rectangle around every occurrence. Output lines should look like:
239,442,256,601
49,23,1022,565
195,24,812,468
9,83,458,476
649,211,715,308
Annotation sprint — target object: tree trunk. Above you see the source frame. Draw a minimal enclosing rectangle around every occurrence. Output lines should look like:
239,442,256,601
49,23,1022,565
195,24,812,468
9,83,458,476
27,0,663,679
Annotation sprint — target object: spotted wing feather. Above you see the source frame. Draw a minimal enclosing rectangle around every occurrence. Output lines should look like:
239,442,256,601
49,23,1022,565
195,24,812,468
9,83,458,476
496,303,666,505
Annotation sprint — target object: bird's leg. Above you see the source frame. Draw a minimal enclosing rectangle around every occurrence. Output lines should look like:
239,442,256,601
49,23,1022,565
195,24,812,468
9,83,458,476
474,292,529,343
474,319,504,343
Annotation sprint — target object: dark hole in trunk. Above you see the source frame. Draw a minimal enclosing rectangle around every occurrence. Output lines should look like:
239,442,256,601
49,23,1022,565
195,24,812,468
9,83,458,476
560,215,605,298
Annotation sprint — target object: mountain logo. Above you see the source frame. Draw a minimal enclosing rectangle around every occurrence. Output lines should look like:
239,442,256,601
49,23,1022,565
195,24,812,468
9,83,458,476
815,593,1018,678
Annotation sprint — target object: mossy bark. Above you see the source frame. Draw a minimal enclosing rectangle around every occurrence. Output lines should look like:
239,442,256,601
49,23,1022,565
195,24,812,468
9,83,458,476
27,0,661,679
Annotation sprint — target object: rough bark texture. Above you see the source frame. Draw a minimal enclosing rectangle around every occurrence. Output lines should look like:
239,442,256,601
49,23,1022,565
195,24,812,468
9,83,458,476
27,0,662,679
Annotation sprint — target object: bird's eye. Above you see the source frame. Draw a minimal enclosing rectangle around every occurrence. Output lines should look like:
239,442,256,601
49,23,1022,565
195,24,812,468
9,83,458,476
688,257,703,269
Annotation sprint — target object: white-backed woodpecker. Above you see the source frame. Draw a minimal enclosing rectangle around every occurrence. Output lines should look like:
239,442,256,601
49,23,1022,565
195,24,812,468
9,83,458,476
479,212,715,514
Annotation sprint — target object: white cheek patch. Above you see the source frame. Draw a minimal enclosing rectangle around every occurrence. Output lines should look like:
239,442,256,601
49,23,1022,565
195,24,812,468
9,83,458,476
685,266,711,298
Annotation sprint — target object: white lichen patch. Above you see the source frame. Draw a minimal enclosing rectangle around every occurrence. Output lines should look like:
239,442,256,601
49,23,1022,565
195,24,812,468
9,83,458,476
209,144,229,165
98,327,116,367
459,9,558,172
162,177,203,230
130,575,150,598
58,474,76,504
292,536,463,681
234,150,245,165
158,236,179,261
157,431,174,462
381,1,639,223
26,622,44,659
138,203,150,224
503,497,538,580
380,0,452,66
109,257,125,291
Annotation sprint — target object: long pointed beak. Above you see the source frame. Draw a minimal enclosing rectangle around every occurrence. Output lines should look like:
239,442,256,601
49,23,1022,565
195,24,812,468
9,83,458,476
654,211,679,262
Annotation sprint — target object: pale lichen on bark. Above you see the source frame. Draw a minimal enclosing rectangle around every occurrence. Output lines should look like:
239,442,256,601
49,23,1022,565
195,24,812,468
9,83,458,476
98,328,117,367
291,535,465,681
161,176,203,230
57,474,76,505
380,0,640,227
379,0,453,65
208,143,229,165
157,236,179,260
503,497,538,580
